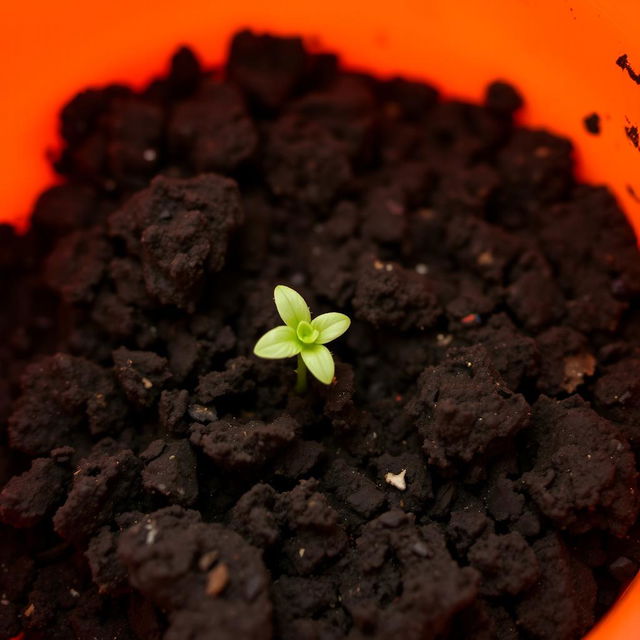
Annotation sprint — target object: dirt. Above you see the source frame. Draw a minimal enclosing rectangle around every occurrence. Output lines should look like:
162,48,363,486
1,29,640,640
583,113,600,135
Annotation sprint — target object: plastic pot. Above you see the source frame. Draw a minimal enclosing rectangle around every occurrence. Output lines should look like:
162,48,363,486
2,1,640,638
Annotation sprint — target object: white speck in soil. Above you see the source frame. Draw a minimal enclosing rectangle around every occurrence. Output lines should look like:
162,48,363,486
385,469,407,491
145,521,158,545
436,333,453,346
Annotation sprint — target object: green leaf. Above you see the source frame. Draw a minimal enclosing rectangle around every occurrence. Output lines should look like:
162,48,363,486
311,312,351,344
301,344,335,385
274,285,311,328
254,326,301,359
297,320,319,344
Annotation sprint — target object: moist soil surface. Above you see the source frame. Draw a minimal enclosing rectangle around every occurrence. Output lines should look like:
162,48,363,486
2,30,640,640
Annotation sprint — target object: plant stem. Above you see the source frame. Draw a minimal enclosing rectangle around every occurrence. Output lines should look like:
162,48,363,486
295,353,308,394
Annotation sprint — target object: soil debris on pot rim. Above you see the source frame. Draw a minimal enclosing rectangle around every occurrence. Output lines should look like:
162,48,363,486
2,28,640,640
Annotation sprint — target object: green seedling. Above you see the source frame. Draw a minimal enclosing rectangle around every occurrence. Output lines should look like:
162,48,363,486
253,285,351,393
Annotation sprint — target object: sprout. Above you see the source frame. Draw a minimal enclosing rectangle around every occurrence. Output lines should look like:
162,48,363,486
253,285,351,393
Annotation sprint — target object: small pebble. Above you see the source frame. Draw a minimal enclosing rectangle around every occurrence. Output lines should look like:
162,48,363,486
384,469,407,491
436,333,453,346
609,556,637,583
415,263,429,275
141,377,153,389
198,550,220,571
562,352,596,393
145,521,158,545
206,562,230,597
411,541,431,558
189,404,217,423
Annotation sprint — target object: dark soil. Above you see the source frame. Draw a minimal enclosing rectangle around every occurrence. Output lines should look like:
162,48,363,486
1,30,640,640
584,113,600,135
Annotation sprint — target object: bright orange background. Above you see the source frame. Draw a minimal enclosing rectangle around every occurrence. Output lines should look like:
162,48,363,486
3,0,640,637
4,0,640,236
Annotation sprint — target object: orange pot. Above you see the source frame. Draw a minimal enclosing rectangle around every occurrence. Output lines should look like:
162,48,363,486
3,1,640,638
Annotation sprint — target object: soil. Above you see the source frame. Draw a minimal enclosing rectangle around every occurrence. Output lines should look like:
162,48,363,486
1,29,640,640
584,113,600,135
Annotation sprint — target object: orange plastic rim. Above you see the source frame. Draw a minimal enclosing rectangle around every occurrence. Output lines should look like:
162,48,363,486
3,1,640,638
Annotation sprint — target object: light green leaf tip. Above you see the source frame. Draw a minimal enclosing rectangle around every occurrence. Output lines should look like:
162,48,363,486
311,312,351,344
301,344,335,385
253,325,301,359
274,285,311,328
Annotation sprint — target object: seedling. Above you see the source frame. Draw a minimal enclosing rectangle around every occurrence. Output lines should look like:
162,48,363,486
253,285,351,393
